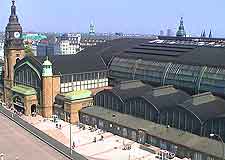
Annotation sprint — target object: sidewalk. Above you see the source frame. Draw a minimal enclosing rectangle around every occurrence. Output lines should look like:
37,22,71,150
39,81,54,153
19,113,187,160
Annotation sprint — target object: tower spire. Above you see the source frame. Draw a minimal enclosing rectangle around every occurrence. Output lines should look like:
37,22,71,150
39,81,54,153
9,0,19,23
4,0,23,49
176,17,186,37
11,0,16,15
209,30,212,38
202,30,206,38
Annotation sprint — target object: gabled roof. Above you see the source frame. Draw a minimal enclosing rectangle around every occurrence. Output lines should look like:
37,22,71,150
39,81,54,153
142,86,190,110
179,92,225,123
98,82,189,110
110,80,153,101
31,51,108,75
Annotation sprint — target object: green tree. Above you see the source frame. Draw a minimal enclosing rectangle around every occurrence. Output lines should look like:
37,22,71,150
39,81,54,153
24,45,34,56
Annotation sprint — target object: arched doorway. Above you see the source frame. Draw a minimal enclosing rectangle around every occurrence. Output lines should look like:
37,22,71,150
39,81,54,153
13,96,25,114
31,104,37,116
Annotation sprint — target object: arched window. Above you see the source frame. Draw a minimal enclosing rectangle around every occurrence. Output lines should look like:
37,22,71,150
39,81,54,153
16,58,20,63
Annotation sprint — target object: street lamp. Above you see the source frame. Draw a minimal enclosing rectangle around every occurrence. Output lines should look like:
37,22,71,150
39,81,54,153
210,133,224,160
67,112,72,158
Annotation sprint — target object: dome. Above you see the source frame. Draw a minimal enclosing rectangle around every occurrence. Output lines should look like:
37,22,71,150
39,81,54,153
43,57,52,66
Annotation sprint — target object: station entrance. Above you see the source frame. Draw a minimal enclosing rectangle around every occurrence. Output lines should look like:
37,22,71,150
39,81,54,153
11,85,38,116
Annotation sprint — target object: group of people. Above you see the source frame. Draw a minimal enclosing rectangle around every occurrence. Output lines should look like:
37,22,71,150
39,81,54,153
56,123,62,129
93,135,104,143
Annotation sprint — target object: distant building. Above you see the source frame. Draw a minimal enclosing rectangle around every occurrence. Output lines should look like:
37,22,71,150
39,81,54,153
160,30,164,36
36,40,56,56
80,35,107,48
89,22,95,36
22,33,48,56
57,33,82,55
166,28,173,36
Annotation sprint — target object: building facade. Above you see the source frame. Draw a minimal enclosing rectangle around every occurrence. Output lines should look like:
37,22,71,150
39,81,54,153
2,1,110,123
79,106,223,160
57,33,82,55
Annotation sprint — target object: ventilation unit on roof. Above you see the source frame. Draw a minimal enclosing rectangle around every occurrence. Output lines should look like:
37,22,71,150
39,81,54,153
119,80,146,90
153,85,177,97
192,92,216,106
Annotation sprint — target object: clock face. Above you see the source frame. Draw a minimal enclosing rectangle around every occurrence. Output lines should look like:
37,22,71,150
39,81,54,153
14,32,20,38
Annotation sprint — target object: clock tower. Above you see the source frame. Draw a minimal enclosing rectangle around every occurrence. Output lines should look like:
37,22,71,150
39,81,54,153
4,0,25,102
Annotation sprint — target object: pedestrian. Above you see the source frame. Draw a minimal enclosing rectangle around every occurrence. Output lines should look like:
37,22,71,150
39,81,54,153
93,137,96,142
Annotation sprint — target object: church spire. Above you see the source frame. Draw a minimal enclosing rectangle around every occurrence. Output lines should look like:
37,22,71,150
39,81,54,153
11,0,16,15
201,30,206,38
209,30,212,38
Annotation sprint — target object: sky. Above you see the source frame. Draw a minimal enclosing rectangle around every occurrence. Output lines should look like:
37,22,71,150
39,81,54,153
1,0,225,37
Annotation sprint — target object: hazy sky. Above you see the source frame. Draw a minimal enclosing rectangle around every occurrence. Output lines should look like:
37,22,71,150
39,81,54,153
1,0,225,37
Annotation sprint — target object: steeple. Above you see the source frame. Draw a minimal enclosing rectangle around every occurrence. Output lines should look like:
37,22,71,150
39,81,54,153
202,30,206,38
176,17,186,37
11,0,16,16
4,0,23,50
209,30,212,38
200,31,203,37
89,21,95,36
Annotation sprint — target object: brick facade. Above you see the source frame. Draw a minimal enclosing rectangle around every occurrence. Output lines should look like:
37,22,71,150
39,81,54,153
64,97,93,124
42,76,53,117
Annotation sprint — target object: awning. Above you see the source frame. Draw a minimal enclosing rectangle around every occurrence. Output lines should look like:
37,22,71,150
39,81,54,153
11,85,36,96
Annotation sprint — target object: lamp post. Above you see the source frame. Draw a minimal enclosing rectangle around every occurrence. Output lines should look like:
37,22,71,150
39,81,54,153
67,112,72,158
210,133,224,160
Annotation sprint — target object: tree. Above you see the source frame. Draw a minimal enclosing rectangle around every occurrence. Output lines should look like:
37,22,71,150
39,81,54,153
24,45,34,56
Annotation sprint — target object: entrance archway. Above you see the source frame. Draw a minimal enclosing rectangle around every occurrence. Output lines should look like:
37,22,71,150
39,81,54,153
31,104,37,114
12,95,25,114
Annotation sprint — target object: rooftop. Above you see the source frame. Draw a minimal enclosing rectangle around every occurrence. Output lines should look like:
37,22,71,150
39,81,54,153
179,93,225,122
64,90,92,101
11,85,36,96
80,106,225,159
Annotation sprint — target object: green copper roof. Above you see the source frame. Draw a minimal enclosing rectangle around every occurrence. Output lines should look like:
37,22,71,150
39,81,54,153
12,85,36,96
22,34,47,41
64,90,92,101
43,57,52,66
176,17,186,37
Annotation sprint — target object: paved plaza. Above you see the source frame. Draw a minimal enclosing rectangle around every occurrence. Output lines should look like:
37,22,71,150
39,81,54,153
21,114,187,160
0,113,70,160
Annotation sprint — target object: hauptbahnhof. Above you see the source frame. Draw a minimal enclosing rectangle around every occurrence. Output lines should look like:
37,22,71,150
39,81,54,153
2,1,225,160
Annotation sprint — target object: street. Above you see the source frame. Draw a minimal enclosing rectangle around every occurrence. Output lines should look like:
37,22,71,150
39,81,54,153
0,113,70,160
